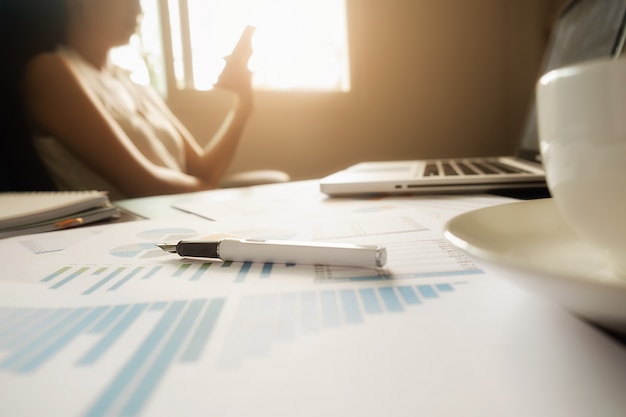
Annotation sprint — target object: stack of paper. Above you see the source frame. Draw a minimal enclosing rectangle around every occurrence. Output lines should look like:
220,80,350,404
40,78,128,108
0,191,120,238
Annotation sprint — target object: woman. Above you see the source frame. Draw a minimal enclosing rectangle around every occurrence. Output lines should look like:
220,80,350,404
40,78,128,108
20,0,256,199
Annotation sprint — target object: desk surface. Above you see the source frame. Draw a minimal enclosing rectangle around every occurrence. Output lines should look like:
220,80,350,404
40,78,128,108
2,180,625,417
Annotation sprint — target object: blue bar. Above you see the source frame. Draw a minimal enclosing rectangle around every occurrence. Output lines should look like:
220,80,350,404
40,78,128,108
253,294,277,356
180,298,225,362
109,267,144,291
218,295,257,369
19,306,108,373
0,308,50,347
260,262,273,278
190,263,212,281
300,291,319,333
358,288,383,314
88,305,127,334
92,267,108,275
142,265,162,279
121,300,205,416
407,269,483,279
339,289,363,324
275,293,297,342
417,285,438,299
235,262,252,283
0,308,25,338
78,304,148,366
320,291,341,328
378,287,405,312
0,308,87,371
150,302,168,311
172,263,192,277
83,267,126,295
0,307,15,323
397,286,421,305
50,267,90,289
436,283,454,292
41,266,71,282
2,308,71,350
84,301,186,417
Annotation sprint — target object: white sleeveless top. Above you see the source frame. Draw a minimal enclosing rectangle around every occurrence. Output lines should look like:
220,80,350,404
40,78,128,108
34,46,187,200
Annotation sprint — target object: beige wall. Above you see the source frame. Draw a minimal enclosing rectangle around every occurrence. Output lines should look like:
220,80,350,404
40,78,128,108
168,0,565,181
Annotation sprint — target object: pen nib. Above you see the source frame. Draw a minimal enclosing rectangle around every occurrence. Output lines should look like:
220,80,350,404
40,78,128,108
156,243,177,253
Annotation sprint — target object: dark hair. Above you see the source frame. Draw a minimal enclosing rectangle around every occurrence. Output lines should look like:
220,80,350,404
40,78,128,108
0,0,67,191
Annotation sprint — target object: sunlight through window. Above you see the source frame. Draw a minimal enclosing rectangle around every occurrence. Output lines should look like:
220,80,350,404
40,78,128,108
113,0,350,93
111,0,165,91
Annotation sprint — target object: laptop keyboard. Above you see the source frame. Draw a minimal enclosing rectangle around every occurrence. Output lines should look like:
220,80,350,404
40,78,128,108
424,159,532,177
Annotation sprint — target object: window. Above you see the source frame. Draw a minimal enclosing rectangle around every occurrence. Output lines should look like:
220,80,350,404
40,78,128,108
112,0,351,94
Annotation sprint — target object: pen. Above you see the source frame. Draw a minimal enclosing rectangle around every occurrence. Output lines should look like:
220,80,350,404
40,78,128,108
156,238,387,268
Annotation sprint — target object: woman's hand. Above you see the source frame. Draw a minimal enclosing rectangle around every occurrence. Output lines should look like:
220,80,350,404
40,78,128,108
214,59,254,113
214,26,255,113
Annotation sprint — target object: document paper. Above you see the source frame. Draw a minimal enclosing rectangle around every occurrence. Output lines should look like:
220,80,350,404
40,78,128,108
1,191,626,417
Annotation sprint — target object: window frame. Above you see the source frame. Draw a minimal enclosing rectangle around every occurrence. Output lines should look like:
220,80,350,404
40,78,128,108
154,0,355,104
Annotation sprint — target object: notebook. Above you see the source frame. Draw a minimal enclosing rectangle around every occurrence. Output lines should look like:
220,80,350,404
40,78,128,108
0,191,120,238
320,0,626,197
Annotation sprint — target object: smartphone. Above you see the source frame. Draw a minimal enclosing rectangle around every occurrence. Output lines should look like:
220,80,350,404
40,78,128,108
228,25,256,65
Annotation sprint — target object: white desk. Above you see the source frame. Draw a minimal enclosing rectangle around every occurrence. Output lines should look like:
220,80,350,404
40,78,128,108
1,180,625,417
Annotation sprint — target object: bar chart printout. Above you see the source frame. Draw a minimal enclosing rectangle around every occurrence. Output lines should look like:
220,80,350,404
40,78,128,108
0,212,483,416
0,282,462,417
33,236,481,294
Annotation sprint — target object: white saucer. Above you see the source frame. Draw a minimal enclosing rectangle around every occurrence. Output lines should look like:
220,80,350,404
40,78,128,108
444,198,626,333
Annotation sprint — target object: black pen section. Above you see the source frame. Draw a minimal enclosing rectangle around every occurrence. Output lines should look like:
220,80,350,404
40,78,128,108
176,241,220,259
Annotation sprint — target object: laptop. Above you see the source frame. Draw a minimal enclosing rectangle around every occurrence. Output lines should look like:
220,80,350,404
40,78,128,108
320,0,626,197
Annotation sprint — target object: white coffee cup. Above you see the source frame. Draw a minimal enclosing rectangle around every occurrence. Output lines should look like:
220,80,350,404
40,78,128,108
536,57,626,277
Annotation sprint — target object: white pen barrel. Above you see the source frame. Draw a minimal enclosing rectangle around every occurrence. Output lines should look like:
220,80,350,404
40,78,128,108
218,238,386,268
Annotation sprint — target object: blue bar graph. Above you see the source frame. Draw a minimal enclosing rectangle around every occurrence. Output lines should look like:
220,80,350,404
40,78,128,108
85,301,187,417
0,281,460,416
37,243,481,294
2,309,71,351
88,305,129,334
20,307,108,373
50,267,90,289
118,301,206,417
0,298,227,417
78,304,148,366
41,266,71,282
109,267,144,291
180,298,225,362
220,283,461,368
84,267,126,295
0,308,51,347
0,307,89,372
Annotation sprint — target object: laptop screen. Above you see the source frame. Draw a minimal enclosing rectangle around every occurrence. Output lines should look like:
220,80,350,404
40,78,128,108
517,0,626,161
